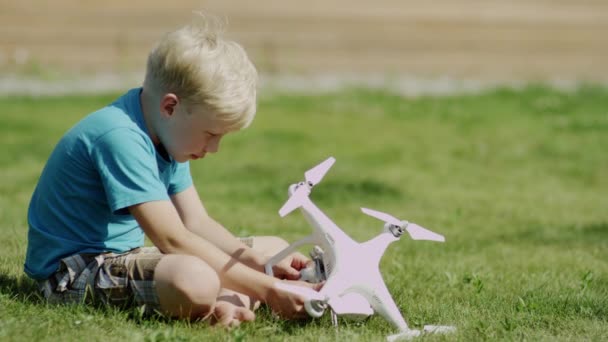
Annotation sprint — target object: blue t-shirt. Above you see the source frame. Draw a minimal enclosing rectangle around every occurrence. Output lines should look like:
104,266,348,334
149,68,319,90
25,87,193,280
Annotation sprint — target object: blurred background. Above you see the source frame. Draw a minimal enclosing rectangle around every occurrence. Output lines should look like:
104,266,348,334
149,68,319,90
1,0,607,94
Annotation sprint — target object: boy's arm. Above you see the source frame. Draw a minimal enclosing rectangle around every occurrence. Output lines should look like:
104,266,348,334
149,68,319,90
169,185,267,272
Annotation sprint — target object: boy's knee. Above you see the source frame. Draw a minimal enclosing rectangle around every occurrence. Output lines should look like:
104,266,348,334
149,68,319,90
253,236,290,258
266,236,290,250
180,257,220,305
156,255,220,318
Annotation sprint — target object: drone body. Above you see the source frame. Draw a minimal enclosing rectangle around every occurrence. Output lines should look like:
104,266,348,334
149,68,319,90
265,157,455,340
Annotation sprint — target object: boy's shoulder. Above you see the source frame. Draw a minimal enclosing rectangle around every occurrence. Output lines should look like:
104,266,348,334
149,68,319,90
68,88,149,145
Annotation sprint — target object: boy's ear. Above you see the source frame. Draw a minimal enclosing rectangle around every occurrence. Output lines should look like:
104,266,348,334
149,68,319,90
159,93,179,117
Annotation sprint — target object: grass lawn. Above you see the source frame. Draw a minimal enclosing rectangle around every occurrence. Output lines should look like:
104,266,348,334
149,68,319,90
0,85,607,341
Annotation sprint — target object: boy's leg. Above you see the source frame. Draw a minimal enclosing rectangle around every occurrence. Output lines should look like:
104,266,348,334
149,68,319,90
250,236,291,259
211,288,257,327
153,254,255,327
154,236,299,325
153,254,220,320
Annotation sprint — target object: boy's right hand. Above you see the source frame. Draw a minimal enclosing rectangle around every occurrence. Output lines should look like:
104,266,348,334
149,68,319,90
266,280,324,319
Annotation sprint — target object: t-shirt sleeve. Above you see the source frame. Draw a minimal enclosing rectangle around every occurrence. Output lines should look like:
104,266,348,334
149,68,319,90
90,128,169,214
168,161,193,195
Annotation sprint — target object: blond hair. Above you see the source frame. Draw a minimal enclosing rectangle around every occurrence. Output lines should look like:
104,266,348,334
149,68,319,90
144,14,258,131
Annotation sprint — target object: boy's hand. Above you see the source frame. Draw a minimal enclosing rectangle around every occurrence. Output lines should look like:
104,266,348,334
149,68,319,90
266,280,323,319
271,252,312,280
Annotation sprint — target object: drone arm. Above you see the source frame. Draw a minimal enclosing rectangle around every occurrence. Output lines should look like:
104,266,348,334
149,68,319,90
361,233,398,263
364,279,410,332
354,235,412,333
299,200,359,248
264,235,316,276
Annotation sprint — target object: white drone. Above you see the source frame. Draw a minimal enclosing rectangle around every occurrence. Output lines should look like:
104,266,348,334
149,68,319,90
265,157,455,341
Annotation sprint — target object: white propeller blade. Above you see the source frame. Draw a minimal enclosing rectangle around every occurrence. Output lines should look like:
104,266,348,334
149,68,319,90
278,186,308,217
361,207,445,242
406,223,445,242
275,282,327,302
304,157,335,185
361,207,401,226
279,157,335,217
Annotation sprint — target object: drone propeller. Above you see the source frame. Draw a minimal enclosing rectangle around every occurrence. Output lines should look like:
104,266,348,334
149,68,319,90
304,157,336,186
406,223,445,242
361,208,401,226
278,186,309,217
361,207,445,242
278,157,335,217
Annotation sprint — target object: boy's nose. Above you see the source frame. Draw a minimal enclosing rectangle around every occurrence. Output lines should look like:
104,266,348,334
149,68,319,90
205,137,221,153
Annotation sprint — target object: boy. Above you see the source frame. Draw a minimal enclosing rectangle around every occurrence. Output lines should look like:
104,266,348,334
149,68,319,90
24,17,318,327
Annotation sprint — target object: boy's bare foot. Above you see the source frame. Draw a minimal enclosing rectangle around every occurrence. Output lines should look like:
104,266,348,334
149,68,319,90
210,300,255,328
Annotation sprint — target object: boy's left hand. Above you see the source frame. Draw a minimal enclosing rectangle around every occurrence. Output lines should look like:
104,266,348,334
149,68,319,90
272,252,312,280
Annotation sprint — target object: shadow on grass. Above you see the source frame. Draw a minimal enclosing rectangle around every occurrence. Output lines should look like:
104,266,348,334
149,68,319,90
0,271,42,304
0,271,315,330
0,271,174,326
260,312,332,338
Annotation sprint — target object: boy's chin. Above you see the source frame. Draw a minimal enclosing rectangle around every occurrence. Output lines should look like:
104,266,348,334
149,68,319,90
186,154,205,162
172,153,205,163
173,155,191,163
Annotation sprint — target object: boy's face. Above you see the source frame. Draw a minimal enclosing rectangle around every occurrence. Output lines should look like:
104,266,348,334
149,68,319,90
157,95,228,163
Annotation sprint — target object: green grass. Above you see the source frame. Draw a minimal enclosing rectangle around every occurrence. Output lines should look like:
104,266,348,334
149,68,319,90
1,85,607,341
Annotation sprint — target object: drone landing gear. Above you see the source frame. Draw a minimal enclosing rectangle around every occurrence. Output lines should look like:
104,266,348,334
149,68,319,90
301,248,454,340
387,325,457,341
304,300,327,318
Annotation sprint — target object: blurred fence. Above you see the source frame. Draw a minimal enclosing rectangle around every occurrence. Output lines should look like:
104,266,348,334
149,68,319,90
1,0,607,81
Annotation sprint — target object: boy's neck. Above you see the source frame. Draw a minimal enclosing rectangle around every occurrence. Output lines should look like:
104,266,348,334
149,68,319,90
139,88,161,146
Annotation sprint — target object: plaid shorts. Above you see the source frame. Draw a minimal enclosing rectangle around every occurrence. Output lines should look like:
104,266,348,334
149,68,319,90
38,237,255,315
